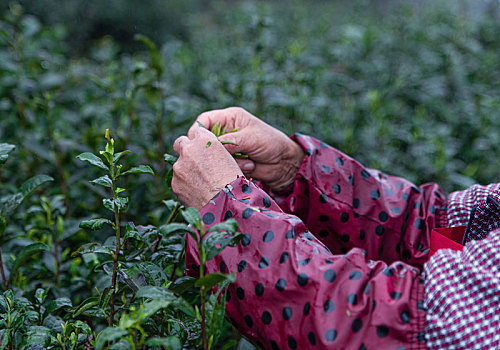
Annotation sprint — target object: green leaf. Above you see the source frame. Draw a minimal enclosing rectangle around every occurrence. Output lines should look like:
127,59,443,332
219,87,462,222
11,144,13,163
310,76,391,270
75,243,114,256
79,218,113,230
103,197,128,212
181,207,201,229
0,216,6,236
77,152,109,170
0,143,15,165
194,272,230,290
90,175,112,187
206,292,227,348
169,276,197,295
135,34,163,76
35,288,49,305
113,150,131,163
208,218,238,233
95,327,128,350
121,165,155,176
1,175,53,216
135,286,195,317
164,153,178,165
72,297,99,318
142,298,172,318
43,297,72,317
25,326,51,346
145,336,182,350
203,231,243,261
9,243,48,284
159,223,194,236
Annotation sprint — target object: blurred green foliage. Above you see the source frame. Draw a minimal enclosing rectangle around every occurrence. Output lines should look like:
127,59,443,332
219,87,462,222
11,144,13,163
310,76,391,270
0,0,500,348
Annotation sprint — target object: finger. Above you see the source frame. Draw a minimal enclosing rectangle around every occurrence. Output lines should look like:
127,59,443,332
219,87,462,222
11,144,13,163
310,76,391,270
173,136,190,156
235,159,255,173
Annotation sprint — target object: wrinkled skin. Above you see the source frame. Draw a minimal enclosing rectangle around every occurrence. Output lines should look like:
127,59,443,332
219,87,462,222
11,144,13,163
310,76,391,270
172,125,242,210
174,107,305,208
190,107,305,190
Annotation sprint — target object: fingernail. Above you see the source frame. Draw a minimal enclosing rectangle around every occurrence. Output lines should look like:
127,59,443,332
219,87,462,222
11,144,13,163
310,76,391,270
241,162,255,172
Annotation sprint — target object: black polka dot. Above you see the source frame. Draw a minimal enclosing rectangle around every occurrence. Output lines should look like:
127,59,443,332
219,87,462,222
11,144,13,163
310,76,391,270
340,212,349,222
241,233,251,247
333,184,341,194
325,258,333,264
370,190,380,200
263,197,271,208
401,310,409,324
385,188,394,196
259,257,269,269
242,208,254,219
353,198,360,208
349,175,354,185
236,287,245,300
361,169,371,179
275,278,286,292
219,261,227,273
306,148,313,155
360,229,366,240
280,251,289,263
255,283,264,296
383,267,394,277
297,273,308,286
378,211,388,222
347,293,357,305
238,260,247,272
391,207,401,214
349,270,362,280
303,302,311,315
304,231,314,241
414,201,421,209
242,184,252,194
417,300,425,310
378,245,384,255
324,269,336,283
323,300,335,313
321,165,331,173
263,230,274,243
414,218,424,230
282,307,292,320
340,247,348,254
377,325,389,338
239,199,249,204
402,193,409,201
390,291,402,300
319,215,329,222
299,258,311,266
359,344,367,350
417,331,425,342
325,329,337,342
319,230,328,237
375,225,385,236
244,315,253,327
287,336,297,349
396,347,407,350
226,289,231,302
429,205,436,214
262,311,272,325
364,284,370,293
319,193,328,203
372,300,376,311
352,318,362,332
202,212,215,225
224,211,233,220
339,234,350,242
308,332,316,346
402,249,411,260
285,230,295,239
336,157,344,166
270,340,280,350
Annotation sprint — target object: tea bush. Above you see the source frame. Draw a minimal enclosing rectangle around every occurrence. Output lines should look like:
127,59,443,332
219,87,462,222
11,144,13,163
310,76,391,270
0,1,500,349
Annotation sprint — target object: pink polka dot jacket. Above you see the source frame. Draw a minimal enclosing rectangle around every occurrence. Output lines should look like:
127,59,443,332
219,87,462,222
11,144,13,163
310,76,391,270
185,134,500,350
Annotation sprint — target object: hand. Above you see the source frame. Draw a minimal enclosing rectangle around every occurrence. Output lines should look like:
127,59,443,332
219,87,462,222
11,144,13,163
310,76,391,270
189,107,305,191
172,126,243,210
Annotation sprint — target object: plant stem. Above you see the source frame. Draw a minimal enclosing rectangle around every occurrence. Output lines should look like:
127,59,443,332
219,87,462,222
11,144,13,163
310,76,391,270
198,236,208,350
109,165,121,326
0,248,7,290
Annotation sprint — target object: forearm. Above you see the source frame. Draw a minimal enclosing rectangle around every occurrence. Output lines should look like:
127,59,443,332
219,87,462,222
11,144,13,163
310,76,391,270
266,134,447,267
186,177,426,350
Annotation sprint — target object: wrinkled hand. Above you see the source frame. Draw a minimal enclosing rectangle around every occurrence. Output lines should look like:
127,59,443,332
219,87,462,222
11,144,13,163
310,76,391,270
172,126,243,210
189,107,305,191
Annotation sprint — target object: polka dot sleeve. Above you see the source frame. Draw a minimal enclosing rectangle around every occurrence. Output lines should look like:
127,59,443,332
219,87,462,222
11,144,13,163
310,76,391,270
185,177,427,350
267,134,448,268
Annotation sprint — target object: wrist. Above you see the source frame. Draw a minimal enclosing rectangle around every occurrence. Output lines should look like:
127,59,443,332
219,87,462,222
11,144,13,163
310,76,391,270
269,140,305,191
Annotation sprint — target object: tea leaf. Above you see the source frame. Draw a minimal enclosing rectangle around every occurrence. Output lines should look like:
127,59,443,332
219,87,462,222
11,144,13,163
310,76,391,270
77,152,109,170
121,165,155,176
90,175,113,188
79,218,113,230
9,243,48,284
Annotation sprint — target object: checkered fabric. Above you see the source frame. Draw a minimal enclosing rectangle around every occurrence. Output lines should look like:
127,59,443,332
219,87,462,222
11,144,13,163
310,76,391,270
424,228,500,349
464,195,500,243
447,183,500,227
